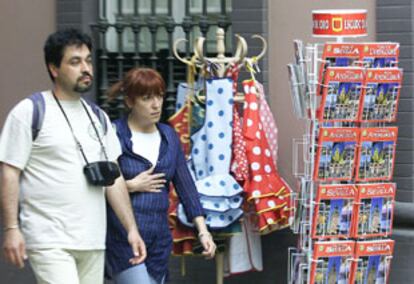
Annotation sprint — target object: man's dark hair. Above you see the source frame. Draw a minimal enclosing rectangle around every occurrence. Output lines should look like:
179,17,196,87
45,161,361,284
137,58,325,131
43,28,92,81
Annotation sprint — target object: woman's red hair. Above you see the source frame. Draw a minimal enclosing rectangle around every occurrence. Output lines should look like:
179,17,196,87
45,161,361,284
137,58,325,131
106,67,166,102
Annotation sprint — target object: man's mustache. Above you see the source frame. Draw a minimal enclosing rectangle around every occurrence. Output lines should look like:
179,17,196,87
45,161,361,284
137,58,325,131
78,72,93,81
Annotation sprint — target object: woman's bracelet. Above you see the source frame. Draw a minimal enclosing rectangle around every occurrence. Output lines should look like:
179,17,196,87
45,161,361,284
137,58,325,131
3,224,19,232
198,231,212,239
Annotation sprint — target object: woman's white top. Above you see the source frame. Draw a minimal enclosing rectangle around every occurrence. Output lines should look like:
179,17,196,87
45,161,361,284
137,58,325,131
131,129,161,165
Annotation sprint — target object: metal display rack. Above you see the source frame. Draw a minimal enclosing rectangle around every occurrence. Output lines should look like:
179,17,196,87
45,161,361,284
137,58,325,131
287,36,398,284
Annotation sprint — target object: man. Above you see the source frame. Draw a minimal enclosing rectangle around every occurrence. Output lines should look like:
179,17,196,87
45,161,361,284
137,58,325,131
0,29,146,283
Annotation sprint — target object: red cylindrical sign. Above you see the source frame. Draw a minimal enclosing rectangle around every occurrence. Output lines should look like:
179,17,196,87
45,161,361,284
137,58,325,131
312,9,367,37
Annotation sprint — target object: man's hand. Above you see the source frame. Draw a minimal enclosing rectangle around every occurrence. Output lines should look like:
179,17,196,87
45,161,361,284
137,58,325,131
2,228,27,268
199,232,216,259
1,163,25,268
126,166,166,193
127,229,147,265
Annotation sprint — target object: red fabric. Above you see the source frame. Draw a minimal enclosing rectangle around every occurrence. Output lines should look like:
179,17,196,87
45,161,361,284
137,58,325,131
225,63,241,94
226,64,249,185
242,80,293,234
257,83,279,167
168,100,191,157
230,106,249,183
168,106,196,255
168,185,197,255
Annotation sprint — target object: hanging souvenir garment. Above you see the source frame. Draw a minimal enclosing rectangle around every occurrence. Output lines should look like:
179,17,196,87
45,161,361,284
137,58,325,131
225,62,241,95
242,79,293,234
223,203,263,276
256,82,279,167
177,78,244,230
221,64,262,276
167,83,199,256
168,187,196,255
197,67,244,236
189,92,206,135
168,59,211,255
175,55,200,113
173,80,205,150
168,78,231,255
168,85,227,256
226,63,250,184
175,83,190,112
230,106,250,183
169,98,191,156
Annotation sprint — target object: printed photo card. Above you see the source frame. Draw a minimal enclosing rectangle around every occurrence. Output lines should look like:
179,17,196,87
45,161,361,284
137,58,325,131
314,127,359,181
310,241,355,284
312,184,356,240
359,68,403,122
351,239,394,284
360,43,399,68
356,127,398,182
319,67,365,122
354,183,395,239
318,43,361,96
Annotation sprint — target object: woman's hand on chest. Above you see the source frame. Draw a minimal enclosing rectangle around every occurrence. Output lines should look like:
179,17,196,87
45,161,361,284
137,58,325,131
125,165,167,193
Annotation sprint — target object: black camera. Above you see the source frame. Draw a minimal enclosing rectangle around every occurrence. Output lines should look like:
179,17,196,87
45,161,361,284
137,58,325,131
83,161,121,186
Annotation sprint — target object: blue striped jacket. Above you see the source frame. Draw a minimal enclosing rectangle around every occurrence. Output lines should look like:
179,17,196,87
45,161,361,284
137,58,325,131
106,116,205,282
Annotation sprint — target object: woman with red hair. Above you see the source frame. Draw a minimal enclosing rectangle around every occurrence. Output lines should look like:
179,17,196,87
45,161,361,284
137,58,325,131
105,67,216,284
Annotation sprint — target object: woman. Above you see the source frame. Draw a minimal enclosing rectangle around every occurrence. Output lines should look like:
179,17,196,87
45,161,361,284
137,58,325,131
105,67,216,284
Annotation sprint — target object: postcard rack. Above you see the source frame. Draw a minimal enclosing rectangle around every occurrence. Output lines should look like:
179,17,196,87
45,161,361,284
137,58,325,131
287,37,400,283
286,10,402,284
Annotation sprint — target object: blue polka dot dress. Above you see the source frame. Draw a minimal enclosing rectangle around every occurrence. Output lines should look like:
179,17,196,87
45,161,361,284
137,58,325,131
178,78,244,229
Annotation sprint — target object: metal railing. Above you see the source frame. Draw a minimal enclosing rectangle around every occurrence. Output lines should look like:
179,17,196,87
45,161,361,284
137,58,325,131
92,0,232,120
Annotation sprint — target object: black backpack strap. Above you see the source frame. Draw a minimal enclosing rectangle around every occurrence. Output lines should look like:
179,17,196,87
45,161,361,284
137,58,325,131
28,92,46,141
83,99,108,135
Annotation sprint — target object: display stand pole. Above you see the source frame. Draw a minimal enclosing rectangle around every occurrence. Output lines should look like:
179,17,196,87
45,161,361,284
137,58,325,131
216,253,224,284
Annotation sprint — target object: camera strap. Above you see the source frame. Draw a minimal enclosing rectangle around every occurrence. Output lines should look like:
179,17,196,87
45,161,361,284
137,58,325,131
52,92,109,165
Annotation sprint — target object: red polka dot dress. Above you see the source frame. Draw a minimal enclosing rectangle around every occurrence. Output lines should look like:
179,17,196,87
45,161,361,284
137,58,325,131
242,79,293,234
256,82,279,168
